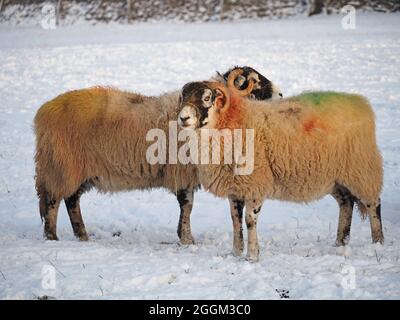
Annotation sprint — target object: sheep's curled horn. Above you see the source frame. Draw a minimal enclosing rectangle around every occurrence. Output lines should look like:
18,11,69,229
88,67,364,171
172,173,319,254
227,69,255,96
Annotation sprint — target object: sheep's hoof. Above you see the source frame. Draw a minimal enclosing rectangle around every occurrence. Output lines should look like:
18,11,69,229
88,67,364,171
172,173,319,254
44,233,58,241
372,237,384,245
245,255,259,263
76,228,89,241
232,248,244,257
78,234,89,241
179,236,195,245
334,239,347,247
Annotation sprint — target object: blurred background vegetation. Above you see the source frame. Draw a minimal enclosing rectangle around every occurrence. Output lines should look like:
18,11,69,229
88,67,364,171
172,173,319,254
0,0,399,25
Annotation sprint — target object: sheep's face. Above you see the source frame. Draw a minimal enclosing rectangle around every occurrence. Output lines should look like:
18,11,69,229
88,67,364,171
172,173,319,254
178,67,281,129
178,81,225,129
218,66,283,101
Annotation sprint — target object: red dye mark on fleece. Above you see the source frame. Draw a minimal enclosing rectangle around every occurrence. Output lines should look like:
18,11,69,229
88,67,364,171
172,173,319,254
303,117,324,133
216,91,244,130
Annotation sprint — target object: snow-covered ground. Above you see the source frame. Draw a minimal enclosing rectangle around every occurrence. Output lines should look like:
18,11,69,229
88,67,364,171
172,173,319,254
0,13,399,300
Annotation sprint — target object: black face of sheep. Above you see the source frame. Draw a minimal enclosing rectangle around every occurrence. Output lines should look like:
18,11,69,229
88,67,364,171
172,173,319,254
178,79,231,129
219,66,283,100
179,69,256,129
178,67,282,129
178,81,216,129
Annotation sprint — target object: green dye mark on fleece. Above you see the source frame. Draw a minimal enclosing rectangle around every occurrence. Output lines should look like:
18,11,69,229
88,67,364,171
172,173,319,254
293,91,361,108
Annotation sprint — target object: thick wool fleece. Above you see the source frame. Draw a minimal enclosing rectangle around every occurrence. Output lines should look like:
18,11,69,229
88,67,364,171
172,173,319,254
199,91,383,207
34,87,199,199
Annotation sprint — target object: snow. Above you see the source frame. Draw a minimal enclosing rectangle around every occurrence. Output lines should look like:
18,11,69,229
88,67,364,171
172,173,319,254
0,13,399,300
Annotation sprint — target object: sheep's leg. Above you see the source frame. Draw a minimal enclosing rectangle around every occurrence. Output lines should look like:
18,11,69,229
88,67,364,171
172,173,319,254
366,199,384,244
245,200,263,262
331,185,354,246
177,189,195,245
40,191,61,241
64,184,89,241
228,196,244,256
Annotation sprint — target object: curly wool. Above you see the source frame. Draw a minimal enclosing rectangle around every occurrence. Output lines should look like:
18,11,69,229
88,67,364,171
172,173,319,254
199,91,383,208
34,87,199,200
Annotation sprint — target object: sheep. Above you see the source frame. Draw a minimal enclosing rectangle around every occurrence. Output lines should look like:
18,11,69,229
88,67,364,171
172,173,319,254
34,66,283,244
177,69,384,261
212,66,283,101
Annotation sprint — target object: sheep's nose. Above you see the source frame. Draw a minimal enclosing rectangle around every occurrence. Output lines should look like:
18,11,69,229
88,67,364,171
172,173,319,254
180,116,190,123
279,93,283,98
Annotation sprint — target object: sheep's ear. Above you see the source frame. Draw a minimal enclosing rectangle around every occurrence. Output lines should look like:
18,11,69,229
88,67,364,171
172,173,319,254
214,88,227,110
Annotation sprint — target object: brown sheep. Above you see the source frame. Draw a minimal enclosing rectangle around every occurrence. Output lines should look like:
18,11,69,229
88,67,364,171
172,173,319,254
34,66,283,243
177,70,383,261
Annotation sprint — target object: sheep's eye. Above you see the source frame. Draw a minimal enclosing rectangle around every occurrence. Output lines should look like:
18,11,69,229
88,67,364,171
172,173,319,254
204,96,210,102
